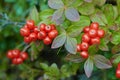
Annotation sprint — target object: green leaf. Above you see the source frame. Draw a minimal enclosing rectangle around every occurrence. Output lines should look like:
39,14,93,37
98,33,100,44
65,36,77,54
29,6,39,23
112,45,120,54
40,63,48,71
78,2,95,15
84,0,92,3
65,7,80,21
93,0,106,6
117,0,120,15
112,54,120,64
88,45,98,54
99,38,109,51
51,33,66,48
94,55,112,69
52,8,64,21
90,10,108,26
84,57,94,78
113,6,118,20
111,32,120,45
65,54,84,63
48,0,64,9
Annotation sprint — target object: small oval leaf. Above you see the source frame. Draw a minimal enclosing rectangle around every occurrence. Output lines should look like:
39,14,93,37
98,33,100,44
51,33,66,49
94,55,112,69
65,7,80,21
65,36,77,54
84,58,94,78
48,0,64,9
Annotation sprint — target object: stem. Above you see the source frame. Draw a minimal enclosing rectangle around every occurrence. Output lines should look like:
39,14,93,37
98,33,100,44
21,44,31,52
16,42,25,49
102,70,107,80
57,47,62,55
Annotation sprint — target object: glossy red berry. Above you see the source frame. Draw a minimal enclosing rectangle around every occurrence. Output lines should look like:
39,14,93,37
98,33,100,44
77,44,81,52
12,49,20,58
90,37,100,45
80,51,89,59
50,24,56,30
40,23,46,31
23,24,28,29
26,20,35,30
7,50,14,59
44,25,52,32
24,36,31,43
20,52,28,60
116,69,120,78
90,22,99,30
80,42,89,51
83,26,90,33
48,30,58,39
43,36,52,45
37,31,47,40
88,29,97,38
29,33,37,41
97,29,105,38
34,27,39,34
12,58,17,64
82,33,90,43
20,27,30,37
118,63,120,69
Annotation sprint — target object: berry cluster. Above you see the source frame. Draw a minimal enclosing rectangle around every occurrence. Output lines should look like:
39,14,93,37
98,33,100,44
7,49,28,65
116,63,120,78
20,20,58,45
77,22,105,59
38,23,58,45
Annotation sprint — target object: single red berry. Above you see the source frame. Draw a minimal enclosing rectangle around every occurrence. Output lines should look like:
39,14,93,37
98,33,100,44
20,52,28,60
37,31,47,40
90,22,99,30
12,49,20,58
83,26,90,33
29,32,37,41
82,33,90,43
12,58,17,65
77,44,81,52
20,27,30,37
7,50,14,59
44,25,52,32
90,37,100,45
26,20,35,30
80,51,89,59
24,36,31,43
117,63,120,69
116,69,120,78
40,23,46,31
16,57,23,64
34,27,39,34
80,42,89,51
97,29,105,38
43,36,52,45
50,24,56,30
48,30,58,39
23,24,28,29
88,29,97,38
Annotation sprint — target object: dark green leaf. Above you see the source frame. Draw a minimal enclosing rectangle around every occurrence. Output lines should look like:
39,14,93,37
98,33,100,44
88,45,98,54
51,33,66,48
84,58,94,78
65,36,77,54
94,55,112,69
112,45,120,54
48,0,64,9
78,2,95,15
65,54,84,63
65,7,80,21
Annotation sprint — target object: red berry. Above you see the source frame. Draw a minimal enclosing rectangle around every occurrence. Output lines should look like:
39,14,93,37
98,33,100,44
20,27,30,37
7,50,14,59
77,44,81,52
97,29,105,38
83,26,90,33
29,33,37,41
80,51,89,59
16,57,23,64
20,52,28,60
117,63,120,69
80,42,89,51
23,24,28,29
44,25,52,32
43,36,52,45
40,23,46,31
24,36,31,43
90,37,100,45
82,33,90,43
37,31,47,40
48,30,58,39
116,69,120,78
88,29,97,38
50,24,56,30
26,20,35,30
12,49,20,58
34,27,39,34
12,58,17,64
90,22,99,30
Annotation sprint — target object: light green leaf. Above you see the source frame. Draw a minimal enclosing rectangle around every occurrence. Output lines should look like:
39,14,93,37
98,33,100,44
93,0,106,6
99,38,109,51
40,63,48,71
111,32,120,45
